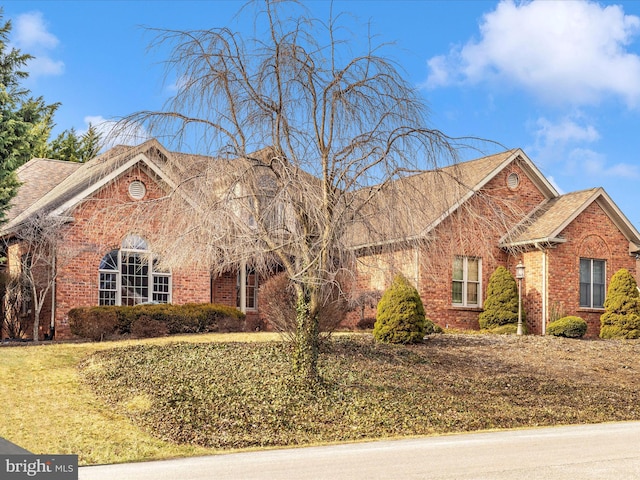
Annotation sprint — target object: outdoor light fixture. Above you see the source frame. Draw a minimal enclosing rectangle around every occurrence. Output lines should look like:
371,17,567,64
516,261,525,335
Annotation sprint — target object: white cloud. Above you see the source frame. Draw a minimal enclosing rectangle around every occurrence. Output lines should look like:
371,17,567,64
14,11,59,49
12,11,64,77
28,56,64,77
82,116,151,151
527,114,638,180
425,0,640,107
568,148,640,179
534,116,600,147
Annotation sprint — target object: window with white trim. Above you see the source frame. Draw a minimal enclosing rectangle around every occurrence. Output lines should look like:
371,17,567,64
452,256,481,307
580,258,605,308
98,234,171,306
237,266,258,310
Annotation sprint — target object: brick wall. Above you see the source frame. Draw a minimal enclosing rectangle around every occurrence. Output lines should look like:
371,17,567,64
53,165,212,338
545,201,637,337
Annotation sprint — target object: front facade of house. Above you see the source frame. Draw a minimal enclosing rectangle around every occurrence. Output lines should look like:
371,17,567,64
2,141,639,339
350,150,640,337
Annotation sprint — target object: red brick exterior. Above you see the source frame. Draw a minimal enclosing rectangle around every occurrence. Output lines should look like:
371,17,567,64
543,202,637,337
7,153,639,340
353,160,639,338
50,166,211,339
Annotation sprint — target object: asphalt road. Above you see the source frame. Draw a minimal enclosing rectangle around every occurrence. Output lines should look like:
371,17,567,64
79,422,640,480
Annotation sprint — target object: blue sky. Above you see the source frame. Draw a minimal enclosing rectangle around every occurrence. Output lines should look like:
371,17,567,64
4,0,640,227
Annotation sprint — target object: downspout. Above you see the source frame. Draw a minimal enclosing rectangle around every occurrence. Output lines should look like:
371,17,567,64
414,245,419,288
49,253,56,340
535,243,548,335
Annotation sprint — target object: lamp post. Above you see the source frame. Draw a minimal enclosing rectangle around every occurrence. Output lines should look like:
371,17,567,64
516,261,525,336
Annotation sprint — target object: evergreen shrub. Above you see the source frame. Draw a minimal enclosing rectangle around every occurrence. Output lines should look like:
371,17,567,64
600,268,640,339
479,266,523,331
373,274,426,344
424,318,443,335
487,323,527,335
69,303,245,340
547,316,587,338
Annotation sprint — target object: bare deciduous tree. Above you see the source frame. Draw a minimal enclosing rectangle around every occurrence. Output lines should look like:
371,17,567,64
9,212,68,342
2,272,29,339
119,0,487,383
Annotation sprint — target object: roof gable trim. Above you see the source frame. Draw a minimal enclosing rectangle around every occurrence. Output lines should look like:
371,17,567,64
50,153,178,217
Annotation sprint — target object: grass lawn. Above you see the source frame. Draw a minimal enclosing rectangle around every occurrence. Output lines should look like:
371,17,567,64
0,333,278,465
2,332,639,466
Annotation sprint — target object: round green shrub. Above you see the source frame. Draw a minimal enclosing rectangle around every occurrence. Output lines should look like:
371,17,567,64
547,316,587,338
424,318,444,335
600,268,640,339
484,323,528,335
479,266,524,330
374,274,426,344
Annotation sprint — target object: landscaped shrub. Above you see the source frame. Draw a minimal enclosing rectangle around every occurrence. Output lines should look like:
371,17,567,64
600,268,640,339
547,316,587,338
485,323,528,335
424,318,443,335
68,306,119,341
373,274,426,344
68,303,246,340
350,290,382,330
130,315,169,338
479,266,524,331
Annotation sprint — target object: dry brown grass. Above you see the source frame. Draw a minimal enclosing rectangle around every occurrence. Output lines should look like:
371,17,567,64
80,333,640,454
2,332,638,466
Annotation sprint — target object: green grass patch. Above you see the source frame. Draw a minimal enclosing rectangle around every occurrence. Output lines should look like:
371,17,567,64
0,332,278,465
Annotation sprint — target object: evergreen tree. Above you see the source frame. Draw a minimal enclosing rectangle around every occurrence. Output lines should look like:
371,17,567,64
600,268,640,339
47,124,103,163
48,128,82,162
478,266,523,330
373,274,426,344
0,10,59,222
80,123,102,161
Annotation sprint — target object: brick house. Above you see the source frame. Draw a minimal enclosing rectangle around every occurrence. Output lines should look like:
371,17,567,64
2,140,639,339
350,149,640,337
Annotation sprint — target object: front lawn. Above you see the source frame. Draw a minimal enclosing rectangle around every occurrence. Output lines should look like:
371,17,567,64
0,333,277,465
2,333,639,465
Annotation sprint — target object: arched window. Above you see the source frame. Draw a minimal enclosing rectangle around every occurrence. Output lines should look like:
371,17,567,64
98,235,171,306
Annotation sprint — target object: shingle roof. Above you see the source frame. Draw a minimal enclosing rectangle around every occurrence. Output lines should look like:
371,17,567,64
9,140,638,254
8,158,82,222
348,149,549,247
2,140,176,232
502,188,640,253
503,189,599,246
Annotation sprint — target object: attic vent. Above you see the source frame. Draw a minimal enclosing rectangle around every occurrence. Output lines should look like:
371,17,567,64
128,180,147,200
507,172,520,190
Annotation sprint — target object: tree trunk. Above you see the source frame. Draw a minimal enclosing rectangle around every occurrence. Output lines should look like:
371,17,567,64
32,309,40,343
292,286,320,385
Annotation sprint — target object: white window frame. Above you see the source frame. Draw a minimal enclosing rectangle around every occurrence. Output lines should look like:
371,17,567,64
579,258,606,309
98,235,172,306
237,263,258,312
452,256,482,307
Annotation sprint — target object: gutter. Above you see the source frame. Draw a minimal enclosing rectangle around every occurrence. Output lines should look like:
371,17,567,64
500,236,566,250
